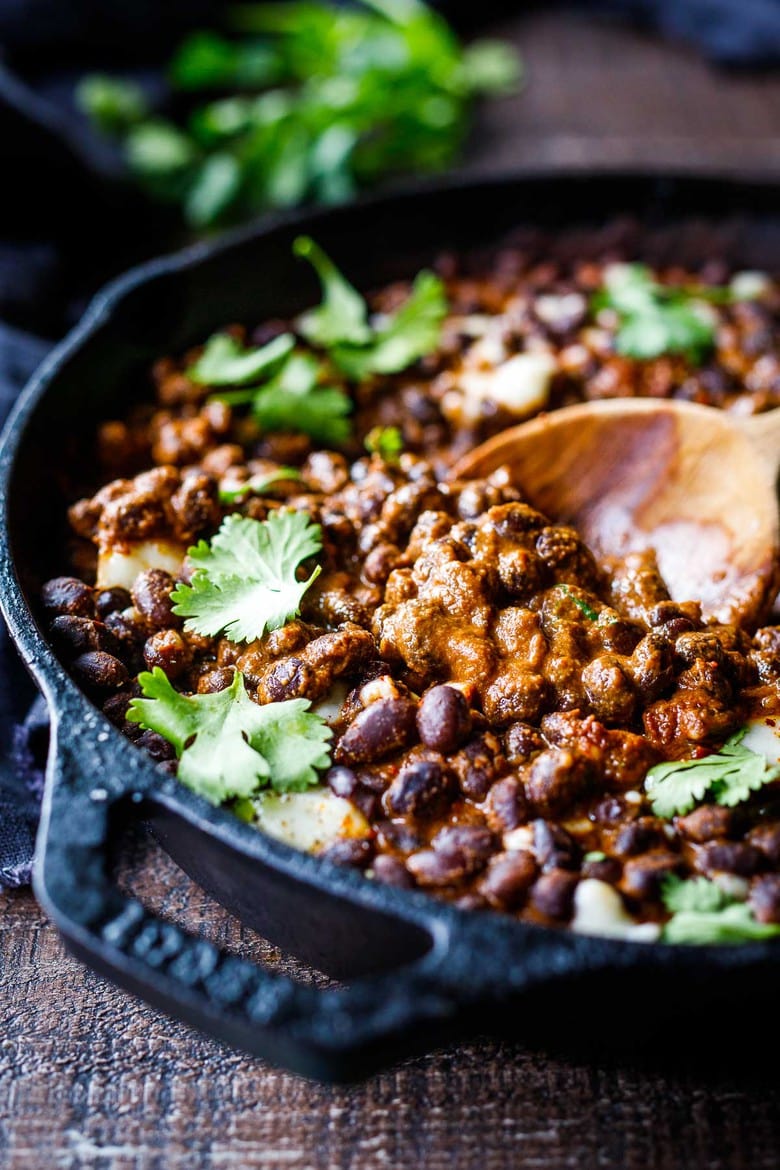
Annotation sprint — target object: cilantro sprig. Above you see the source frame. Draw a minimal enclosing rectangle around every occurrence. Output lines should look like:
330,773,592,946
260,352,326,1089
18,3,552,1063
661,876,780,946
171,511,322,642
645,729,780,819
593,263,717,364
77,0,522,229
294,236,448,380
190,331,295,385
128,667,332,803
219,467,302,505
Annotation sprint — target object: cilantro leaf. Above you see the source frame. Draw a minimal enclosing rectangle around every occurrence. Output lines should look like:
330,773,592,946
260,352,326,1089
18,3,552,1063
332,271,448,380
127,667,332,803
645,729,780,818
208,346,353,446
594,263,716,364
189,331,295,385
293,237,372,347
295,236,447,379
171,511,322,642
661,875,780,946
171,31,283,91
250,351,352,445
219,467,302,505
76,75,148,134
365,425,403,462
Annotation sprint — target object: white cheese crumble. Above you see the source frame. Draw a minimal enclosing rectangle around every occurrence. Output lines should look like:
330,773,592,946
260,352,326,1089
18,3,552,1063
571,879,661,942
456,351,557,422
97,539,185,590
741,717,780,765
253,789,369,853
503,826,534,852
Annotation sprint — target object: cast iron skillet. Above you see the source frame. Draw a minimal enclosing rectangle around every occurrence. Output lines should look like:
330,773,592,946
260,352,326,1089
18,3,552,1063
2,173,780,1083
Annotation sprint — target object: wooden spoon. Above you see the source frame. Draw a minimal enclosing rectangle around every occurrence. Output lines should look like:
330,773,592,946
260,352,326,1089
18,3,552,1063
452,399,780,628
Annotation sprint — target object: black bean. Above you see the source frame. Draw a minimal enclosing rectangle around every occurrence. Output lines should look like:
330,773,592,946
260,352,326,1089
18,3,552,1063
533,819,580,872
326,766,359,800
503,721,544,765
479,850,537,910
375,820,424,854
258,657,313,702
622,851,681,899
432,824,497,871
136,729,176,762
677,805,733,843
49,615,119,658
41,576,94,618
72,651,128,691
94,586,132,619
613,817,667,858
132,569,179,630
416,685,472,754
197,667,235,694
747,823,780,866
530,870,579,920
750,875,780,924
452,733,504,801
484,776,528,832
371,855,414,889
406,849,466,887
525,748,591,816
384,760,454,818
335,698,418,765
698,842,763,878
318,837,374,869
143,629,192,679
582,857,622,883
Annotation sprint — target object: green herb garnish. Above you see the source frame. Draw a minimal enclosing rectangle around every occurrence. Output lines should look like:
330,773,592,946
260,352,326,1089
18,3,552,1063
645,728,780,819
364,425,404,462
593,263,716,364
75,75,148,133
171,511,322,642
661,876,780,946
190,332,295,386
557,584,600,622
219,467,302,504
295,236,447,379
128,667,332,803
584,850,607,863
249,352,352,445
79,0,522,228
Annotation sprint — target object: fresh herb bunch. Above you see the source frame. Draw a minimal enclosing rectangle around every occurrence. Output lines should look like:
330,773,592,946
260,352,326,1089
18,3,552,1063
644,728,780,819
661,876,780,945
76,0,522,228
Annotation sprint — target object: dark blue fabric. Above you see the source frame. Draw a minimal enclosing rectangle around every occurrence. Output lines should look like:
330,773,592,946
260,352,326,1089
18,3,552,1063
0,323,51,887
0,0,778,888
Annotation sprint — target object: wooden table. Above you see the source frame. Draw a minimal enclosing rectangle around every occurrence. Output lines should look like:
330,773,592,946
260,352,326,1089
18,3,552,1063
2,10,780,1168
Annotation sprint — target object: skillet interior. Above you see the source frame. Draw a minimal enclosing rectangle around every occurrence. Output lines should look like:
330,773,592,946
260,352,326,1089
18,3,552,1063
4,172,780,1077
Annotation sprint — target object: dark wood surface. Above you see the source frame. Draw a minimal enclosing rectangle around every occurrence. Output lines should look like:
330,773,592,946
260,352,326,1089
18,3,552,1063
3,9,780,1169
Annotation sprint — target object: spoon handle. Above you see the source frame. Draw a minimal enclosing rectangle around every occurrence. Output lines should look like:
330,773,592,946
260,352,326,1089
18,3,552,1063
736,409,780,481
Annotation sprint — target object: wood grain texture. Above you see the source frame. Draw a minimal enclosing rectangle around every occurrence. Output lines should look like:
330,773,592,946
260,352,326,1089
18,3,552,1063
3,831,780,1170
3,8,780,1169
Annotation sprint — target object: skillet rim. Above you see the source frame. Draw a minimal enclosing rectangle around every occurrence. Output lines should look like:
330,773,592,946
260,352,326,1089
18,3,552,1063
2,167,780,970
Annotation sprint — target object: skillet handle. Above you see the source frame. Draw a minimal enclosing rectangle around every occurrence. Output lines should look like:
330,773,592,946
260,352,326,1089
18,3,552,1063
35,731,493,1081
